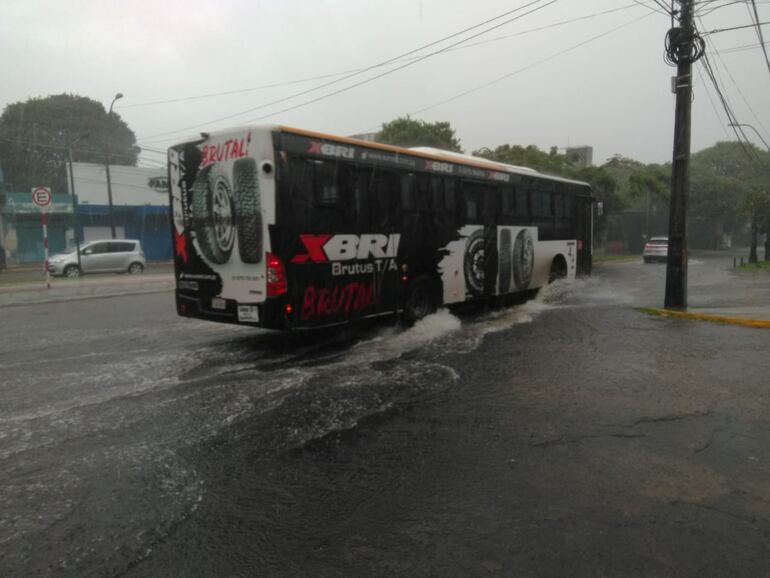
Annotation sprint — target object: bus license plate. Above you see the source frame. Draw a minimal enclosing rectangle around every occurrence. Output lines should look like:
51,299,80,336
237,305,259,323
211,297,226,310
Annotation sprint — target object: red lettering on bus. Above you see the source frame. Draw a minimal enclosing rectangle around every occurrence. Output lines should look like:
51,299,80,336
300,282,375,320
200,138,248,168
291,234,333,263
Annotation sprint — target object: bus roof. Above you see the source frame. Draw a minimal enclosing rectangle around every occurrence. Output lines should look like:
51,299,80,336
178,124,590,189
279,126,590,188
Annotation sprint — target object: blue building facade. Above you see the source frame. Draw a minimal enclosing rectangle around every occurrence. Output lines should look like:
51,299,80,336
0,164,172,264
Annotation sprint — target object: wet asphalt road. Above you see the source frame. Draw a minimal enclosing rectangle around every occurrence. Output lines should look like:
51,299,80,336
1,255,768,577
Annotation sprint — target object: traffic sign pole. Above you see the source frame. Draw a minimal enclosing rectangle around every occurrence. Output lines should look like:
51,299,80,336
31,186,53,289
42,211,50,289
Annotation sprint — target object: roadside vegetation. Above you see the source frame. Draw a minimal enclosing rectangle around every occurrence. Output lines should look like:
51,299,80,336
376,117,770,257
737,260,770,272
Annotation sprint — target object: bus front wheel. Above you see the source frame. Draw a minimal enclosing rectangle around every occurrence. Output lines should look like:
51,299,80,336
403,275,437,324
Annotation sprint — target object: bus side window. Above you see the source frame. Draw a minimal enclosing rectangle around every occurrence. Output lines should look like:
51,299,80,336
541,192,553,217
314,159,339,206
350,166,371,230
564,194,574,220
444,179,456,212
466,197,478,222
414,174,430,211
554,194,565,219
431,177,444,211
501,186,515,216
462,181,494,224
373,169,399,230
400,173,415,212
515,188,528,216
284,157,315,229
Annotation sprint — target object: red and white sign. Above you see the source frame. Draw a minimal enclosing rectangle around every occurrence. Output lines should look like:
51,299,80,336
31,186,52,209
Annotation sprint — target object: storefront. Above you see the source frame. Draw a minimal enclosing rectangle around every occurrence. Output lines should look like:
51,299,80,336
0,192,74,263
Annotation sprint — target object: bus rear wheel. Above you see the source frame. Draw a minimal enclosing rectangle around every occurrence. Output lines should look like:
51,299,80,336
549,255,568,283
403,275,437,324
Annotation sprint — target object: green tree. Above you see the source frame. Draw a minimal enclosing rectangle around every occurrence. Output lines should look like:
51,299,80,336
0,94,139,194
689,141,770,248
740,188,770,262
473,143,573,174
377,117,462,152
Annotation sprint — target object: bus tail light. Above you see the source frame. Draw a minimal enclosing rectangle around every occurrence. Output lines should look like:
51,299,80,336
266,253,287,296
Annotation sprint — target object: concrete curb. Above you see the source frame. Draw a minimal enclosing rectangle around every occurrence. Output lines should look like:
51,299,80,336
639,307,770,329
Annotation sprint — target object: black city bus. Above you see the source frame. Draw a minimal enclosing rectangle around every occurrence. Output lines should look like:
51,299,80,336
168,125,593,330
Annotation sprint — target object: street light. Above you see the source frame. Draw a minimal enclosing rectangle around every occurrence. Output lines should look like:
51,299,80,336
728,123,770,151
105,92,124,239
68,132,90,270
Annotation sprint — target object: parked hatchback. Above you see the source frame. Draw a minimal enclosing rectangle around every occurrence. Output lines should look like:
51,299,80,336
643,236,669,263
49,240,146,278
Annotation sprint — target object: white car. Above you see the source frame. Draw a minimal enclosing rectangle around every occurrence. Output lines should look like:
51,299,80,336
643,237,669,264
48,240,146,278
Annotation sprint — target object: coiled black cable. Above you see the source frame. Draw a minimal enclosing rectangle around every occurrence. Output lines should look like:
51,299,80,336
664,25,706,65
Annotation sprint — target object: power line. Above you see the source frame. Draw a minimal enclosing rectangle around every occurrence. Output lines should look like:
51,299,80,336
120,71,362,109
629,0,672,16
748,0,770,76
717,40,769,53
137,0,560,143
404,11,654,118
695,64,732,138
126,3,644,113
701,15,770,142
701,21,770,34
696,1,750,16
698,51,759,160
0,136,141,163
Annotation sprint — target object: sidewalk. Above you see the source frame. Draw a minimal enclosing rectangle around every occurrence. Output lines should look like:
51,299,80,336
687,268,770,322
0,267,174,307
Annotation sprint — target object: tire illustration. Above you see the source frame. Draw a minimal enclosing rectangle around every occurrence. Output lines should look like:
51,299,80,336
233,158,262,263
463,229,485,296
403,275,436,324
498,228,512,294
192,165,235,265
512,229,535,290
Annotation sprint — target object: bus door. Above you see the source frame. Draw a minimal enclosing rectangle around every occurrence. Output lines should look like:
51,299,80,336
575,195,593,275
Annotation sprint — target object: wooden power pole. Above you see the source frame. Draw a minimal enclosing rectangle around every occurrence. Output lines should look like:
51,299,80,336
665,0,697,310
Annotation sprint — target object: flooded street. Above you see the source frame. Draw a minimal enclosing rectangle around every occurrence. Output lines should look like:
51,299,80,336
1,255,769,576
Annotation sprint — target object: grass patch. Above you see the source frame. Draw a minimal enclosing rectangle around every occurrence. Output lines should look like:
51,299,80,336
593,253,639,264
737,260,770,272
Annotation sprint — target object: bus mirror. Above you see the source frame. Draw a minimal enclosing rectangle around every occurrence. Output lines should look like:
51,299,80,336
596,201,604,217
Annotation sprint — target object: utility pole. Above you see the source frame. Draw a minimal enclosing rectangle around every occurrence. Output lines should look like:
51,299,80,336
664,0,699,310
105,92,123,239
68,132,90,271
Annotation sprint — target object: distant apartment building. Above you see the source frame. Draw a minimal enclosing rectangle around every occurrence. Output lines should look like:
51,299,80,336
566,146,593,167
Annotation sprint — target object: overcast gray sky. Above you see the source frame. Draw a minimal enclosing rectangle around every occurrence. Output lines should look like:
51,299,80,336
2,0,768,167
